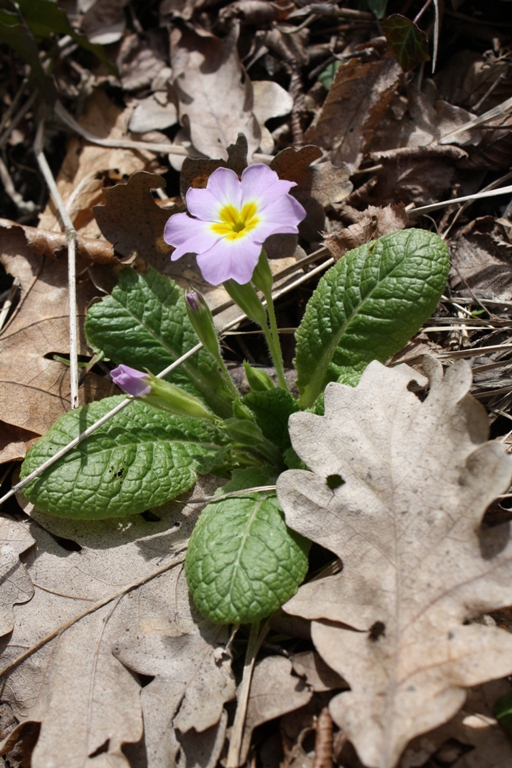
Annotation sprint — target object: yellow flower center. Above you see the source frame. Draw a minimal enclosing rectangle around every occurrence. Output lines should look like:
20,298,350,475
211,202,259,241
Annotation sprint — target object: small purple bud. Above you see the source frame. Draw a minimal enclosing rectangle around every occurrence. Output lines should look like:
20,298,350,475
186,291,206,313
111,364,151,397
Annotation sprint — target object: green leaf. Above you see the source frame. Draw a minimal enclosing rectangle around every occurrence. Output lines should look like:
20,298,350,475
294,229,449,408
382,14,430,72
85,268,234,418
318,60,341,90
20,396,229,519
494,692,512,736
15,0,116,73
219,466,278,494
243,388,299,450
0,9,56,100
186,493,309,624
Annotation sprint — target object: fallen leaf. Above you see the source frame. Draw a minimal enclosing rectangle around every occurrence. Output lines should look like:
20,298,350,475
38,89,166,241
270,146,352,242
0,218,116,265
0,515,34,636
252,79,293,153
0,423,39,464
0,229,111,438
400,680,512,767
115,30,169,90
277,357,512,768
292,650,347,693
218,0,292,27
80,0,127,44
93,171,173,263
240,656,312,764
450,216,512,301
170,23,260,161
349,145,467,207
1,478,231,768
304,52,403,170
325,204,408,259
129,93,179,134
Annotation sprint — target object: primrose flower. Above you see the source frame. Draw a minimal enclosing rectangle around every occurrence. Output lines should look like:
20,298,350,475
163,164,306,285
111,364,151,397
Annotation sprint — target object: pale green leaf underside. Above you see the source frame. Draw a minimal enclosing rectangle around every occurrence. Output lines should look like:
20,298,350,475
294,229,449,407
21,396,228,519
186,494,309,624
85,268,233,417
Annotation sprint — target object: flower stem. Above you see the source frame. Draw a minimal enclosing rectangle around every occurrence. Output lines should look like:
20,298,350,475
262,286,288,390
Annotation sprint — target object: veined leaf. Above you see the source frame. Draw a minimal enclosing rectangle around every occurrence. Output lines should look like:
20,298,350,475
20,396,229,519
382,14,430,72
242,388,299,451
85,268,234,418
186,493,309,624
294,229,449,407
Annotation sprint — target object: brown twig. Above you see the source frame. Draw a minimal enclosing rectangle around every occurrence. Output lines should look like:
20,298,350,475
313,706,334,768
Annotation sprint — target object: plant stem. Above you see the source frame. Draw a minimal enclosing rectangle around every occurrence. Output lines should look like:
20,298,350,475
262,286,288,390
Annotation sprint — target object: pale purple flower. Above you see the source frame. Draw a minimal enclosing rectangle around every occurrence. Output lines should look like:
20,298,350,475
163,165,306,285
111,364,151,397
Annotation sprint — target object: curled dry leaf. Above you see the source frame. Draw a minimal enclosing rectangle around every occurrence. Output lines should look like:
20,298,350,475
170,23,260,161
277,357,512,768
304,52,403,170
325,204,408,260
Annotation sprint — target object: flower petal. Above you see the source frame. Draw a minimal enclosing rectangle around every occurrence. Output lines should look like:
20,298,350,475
196,237,261,285
111,365,151,397
164,213,221,260
205,167,242,208
186,187,223,222
248,195,307,243
240,164,296,206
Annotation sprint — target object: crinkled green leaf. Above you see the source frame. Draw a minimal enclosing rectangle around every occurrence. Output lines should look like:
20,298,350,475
243,388,299,450
186,493,309,624
382,14,430,72
21,396,229,519
85,268,233,418
294,229,449,408
219,466,278,494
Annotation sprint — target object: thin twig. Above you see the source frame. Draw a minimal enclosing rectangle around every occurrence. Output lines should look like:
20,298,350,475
172,485,277,504
0,343,203,508
437,93,512,143
54,101,274,164
0,90,37,151
33,116,79,409
313,706,334,768
408,184,512,216
226,621,269,768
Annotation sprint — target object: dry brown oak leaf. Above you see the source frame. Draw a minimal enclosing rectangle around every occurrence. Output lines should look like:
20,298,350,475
276,357,512,768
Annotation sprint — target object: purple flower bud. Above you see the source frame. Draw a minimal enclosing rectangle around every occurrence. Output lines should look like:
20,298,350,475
186,291,206,313
111,365,151,397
